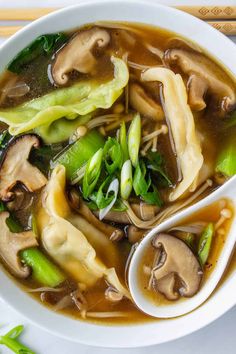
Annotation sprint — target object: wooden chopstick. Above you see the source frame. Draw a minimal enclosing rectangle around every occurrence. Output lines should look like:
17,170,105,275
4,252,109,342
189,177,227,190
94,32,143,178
0,7,236,37
0,6,236,21
0,21,236,37
207,20,236,35
176,5,236,20
0,8,55,21
0,26,22,36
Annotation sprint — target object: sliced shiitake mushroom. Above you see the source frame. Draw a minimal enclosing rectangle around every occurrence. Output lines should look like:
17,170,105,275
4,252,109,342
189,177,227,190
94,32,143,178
0,134,47,201
0,211,38,278
152,233,203,300
52,27,110,86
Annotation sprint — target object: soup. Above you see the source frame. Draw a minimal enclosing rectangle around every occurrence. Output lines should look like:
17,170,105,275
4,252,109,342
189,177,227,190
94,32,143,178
139,199,234,305
0,22,235,323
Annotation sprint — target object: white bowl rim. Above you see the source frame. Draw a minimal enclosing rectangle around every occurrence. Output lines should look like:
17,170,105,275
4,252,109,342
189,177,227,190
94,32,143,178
0,0,235,348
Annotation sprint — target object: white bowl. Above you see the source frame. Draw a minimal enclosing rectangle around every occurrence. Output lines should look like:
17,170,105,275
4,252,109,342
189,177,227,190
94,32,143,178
0,0,235,348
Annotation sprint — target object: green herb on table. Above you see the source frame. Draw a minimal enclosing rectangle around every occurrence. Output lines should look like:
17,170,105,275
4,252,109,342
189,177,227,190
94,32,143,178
0,325,35,354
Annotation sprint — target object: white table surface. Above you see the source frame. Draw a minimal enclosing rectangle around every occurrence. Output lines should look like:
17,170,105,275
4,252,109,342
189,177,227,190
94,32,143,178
0,0,235,353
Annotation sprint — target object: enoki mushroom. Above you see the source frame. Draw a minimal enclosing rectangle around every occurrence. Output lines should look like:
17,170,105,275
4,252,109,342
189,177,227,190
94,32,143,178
122,179,213,229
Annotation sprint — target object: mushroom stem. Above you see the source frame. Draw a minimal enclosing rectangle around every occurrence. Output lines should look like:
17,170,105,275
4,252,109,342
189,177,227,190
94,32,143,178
141,124,168,144
215,208,232,230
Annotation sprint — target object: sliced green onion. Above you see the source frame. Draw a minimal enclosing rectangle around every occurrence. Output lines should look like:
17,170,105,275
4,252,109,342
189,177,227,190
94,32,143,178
0,325,35,354
53,130,104,180
128,113,141,167
99,179,119,220
120,159,133,200
119,121,129,162
133,160,151,196
198,223,214,266
95,177,114,209
216,136,236,176
103,137,123,174
82,148,103,198
21,248,65,287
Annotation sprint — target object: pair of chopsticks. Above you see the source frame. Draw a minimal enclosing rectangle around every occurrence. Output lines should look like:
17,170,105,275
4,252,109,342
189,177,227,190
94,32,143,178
0,6,236,37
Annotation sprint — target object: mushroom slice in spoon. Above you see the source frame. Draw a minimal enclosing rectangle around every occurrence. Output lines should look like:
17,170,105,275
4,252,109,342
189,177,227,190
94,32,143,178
152,233,202,300
0,134,47,201
0,211,38,278
52,27,110,86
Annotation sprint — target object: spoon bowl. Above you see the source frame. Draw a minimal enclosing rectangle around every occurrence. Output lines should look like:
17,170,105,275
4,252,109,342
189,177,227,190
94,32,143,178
128,176,236,318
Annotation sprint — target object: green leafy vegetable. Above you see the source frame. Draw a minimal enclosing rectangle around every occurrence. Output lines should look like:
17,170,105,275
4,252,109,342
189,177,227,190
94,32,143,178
133,160,162,206
128,113,141,167
112,199,127,212
119,121,129,162
198,223,214,266
82,148,103,198
133,160,151,196
35,114,92,144
120,159,133,200
0,130,12,161
0,130,10,148
216,136,236,176
21,248,65,287
141,184,162,206
8,33,67,74
0,57,129,143
103,137,123,174
146,151,172,186
53,130,104,180
0,325,35,354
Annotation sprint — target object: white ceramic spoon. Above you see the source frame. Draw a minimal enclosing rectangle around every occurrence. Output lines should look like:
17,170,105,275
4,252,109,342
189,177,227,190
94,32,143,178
128,176,236,318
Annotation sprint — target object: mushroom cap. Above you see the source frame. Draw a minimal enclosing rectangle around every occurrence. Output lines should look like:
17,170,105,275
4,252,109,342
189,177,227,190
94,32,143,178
52,27,110,86
0,134,47,201
0,211,38,278
152,233,202,300
164,48,236,112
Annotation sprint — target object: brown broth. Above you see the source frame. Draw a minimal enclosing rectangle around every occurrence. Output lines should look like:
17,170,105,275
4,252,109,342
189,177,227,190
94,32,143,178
0,22,236,325
138,199,234,307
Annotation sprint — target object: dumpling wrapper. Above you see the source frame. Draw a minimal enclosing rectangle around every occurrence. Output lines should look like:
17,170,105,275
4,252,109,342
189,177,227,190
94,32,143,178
0,57,128,143
142,67,203,201
36,164,130,298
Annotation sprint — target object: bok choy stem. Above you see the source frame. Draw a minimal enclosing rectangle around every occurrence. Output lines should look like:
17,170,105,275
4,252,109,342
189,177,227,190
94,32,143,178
21,248,65,288
53,130,104,180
